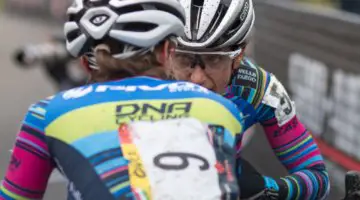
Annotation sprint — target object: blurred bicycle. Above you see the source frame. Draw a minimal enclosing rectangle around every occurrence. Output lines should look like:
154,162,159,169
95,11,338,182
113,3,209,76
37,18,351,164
12,35,87,91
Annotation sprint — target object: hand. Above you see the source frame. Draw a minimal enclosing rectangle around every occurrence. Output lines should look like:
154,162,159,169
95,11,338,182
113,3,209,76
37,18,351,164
237,157,280,199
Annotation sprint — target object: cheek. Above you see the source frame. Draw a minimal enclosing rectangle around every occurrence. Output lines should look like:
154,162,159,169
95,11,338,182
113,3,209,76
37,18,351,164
219,66,233,86
211,68,232,93
216,76,230,90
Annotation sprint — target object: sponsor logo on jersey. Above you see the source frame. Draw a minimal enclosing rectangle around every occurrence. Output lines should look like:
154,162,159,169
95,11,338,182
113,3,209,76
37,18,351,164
62,82,209,100
115,102,192,123
63,86,94,100
234,67,258,89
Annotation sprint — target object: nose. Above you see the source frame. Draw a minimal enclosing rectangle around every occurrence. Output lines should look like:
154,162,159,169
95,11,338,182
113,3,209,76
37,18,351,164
190,65,207,85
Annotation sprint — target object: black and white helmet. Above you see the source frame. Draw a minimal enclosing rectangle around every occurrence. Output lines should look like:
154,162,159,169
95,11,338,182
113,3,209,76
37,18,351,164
64,0,186,59
177,0,255,49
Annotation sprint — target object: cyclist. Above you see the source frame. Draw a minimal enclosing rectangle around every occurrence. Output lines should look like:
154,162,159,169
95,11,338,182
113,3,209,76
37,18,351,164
168,0,330,199
0,0,245,199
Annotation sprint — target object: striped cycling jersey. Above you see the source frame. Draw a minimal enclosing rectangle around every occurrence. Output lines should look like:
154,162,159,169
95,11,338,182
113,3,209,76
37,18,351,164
0,77,245,200
226,57,330,199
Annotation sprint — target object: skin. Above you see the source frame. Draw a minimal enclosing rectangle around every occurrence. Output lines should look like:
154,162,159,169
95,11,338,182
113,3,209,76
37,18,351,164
167,47,244,94
81,41,244,94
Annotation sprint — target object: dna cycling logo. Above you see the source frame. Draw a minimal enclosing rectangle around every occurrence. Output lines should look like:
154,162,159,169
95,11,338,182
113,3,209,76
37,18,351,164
115,102,192,122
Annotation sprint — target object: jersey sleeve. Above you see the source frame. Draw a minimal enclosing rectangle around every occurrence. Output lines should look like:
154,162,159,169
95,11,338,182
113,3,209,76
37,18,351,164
225,58,269,133
0,98,55,200
255,73,330,199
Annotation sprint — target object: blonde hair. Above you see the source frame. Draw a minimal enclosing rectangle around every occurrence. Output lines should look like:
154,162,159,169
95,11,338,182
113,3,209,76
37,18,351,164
90,43,170,82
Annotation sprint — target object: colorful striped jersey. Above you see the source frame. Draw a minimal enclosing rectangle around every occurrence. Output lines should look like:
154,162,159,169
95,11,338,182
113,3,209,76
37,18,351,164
0,77,244,200
225,57,330,199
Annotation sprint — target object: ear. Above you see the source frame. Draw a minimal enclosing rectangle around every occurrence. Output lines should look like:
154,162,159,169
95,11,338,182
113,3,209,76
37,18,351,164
80,56,92,73
232,47,246,70
158,40,172,65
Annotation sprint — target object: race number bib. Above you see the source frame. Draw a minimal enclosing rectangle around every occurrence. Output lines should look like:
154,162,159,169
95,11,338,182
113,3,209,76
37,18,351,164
118,118,238,200
262,74,296,126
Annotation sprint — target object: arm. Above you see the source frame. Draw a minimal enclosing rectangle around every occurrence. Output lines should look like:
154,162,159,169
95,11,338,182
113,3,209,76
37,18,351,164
0,102,55,200
228,58,329,199
255,73,330,200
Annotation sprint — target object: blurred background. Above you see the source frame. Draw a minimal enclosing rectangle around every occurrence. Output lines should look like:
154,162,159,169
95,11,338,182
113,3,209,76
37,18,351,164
0,0,359,199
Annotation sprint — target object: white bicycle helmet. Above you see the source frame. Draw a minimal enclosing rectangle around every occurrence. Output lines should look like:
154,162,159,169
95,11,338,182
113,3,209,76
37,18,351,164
177,0,255,49
64,0,186,59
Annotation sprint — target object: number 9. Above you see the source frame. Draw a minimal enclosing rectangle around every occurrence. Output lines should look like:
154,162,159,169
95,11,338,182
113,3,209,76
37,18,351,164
153,152,210,171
